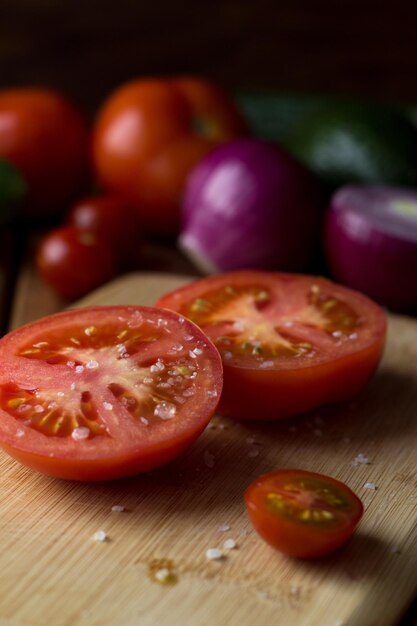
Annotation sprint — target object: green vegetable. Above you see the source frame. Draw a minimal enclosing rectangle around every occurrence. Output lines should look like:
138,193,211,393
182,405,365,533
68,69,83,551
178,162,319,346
0,159,26,222
285,102,417,189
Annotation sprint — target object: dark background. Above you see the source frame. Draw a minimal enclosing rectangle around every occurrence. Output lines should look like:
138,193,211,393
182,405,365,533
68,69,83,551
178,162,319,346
1,0,417,113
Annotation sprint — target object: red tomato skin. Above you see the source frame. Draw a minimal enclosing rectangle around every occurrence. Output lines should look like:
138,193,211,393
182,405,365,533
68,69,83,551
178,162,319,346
67,195,141,269
157,271,387,420
220,337,385,420
0,425,206,481
92,76,247,234
0,306,223,481
37,226,115,300
0,88,89,216
245,470,364,558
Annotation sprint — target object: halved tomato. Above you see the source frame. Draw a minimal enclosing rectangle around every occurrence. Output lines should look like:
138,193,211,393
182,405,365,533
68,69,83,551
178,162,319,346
0,306,222,480
245,469,364,558
156,271,386,420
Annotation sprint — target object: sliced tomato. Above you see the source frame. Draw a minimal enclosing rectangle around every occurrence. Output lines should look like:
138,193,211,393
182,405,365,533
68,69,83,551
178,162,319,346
245,469,364,558
157,271,386,420
0,306,222,480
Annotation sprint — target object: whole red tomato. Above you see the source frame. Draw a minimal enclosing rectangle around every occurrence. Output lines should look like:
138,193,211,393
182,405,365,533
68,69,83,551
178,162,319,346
37,226,115,300
67,195,141,268
92,77,247,234
0,88,89,216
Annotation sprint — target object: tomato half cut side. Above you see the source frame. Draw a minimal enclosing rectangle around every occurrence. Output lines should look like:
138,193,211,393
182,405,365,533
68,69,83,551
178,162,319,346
245,469,364,558
157,271,387,420
0,306,222,480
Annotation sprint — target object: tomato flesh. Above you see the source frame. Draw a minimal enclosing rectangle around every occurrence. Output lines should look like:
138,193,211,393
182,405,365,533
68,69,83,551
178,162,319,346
0,306,222,480
245,469,364,558
157,271,387,420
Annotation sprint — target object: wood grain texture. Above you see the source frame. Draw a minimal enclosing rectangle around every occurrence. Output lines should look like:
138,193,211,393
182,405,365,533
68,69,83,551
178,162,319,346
1,272,416,626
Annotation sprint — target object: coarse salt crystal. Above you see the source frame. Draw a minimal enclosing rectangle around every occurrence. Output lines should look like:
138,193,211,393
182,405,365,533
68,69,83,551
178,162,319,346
352,453,370,466
223,538,237,550
143,377,153,384
154,401,176,420
204,450,215,468
15,428,25,437
150,360,165,373
364,482,377,490
218,524,230,532
223,351,233,360
111,505,125,512
207,389,218,397
259,360,274,369
67,361,75,368
103,402,113,411
257,591,269,601
34,405,44,413
206,548,223,560
70,383,76,391
72,427,90,441
75,365,84,374
140,416,149,426
57,391,65,397
86,360,99,369
93,530,107,542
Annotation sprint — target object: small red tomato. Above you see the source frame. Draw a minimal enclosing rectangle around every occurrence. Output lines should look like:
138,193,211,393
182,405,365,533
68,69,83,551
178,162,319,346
0,88,89,216
245,469,364,558
37,226,115,300
67,195,141,268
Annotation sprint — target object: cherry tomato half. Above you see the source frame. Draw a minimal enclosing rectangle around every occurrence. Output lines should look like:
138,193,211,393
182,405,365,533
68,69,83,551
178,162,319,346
92,76,247,234
0,306,222,480
245,469,364,558
67,195,141,269
37,226,115,300
0,88,89,216
157,271,386,420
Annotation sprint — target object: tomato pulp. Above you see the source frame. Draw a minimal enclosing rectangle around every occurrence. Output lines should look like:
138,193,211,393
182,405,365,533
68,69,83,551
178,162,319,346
245,469,364,558
92,76,247,234
157,271,386,420
0,306,222,480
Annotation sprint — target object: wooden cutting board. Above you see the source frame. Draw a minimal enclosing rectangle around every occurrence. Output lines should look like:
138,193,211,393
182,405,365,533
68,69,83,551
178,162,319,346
1,272,416,626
